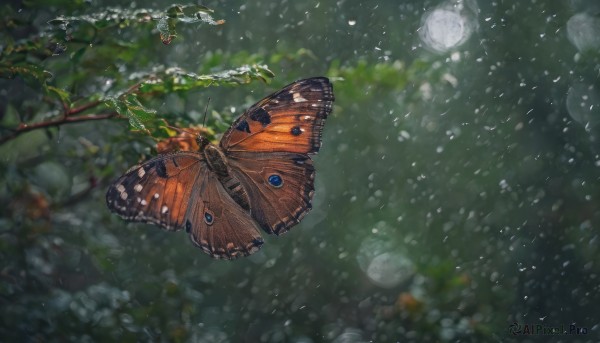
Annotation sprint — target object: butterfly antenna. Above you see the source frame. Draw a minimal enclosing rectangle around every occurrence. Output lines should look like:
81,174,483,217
202,97,211,128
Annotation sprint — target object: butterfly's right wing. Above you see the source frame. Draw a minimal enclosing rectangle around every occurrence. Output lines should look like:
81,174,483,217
227,151,316,236
220,77,334,154
106,152,263,259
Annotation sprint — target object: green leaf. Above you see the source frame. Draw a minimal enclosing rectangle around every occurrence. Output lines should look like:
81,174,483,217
124,94,156,121
0,62,52,86
69,47,87,63
156,17,177,45
126,109,148,131
137,64,275,94
47,4,224,45
105,98,127,114
46,86,71,105
165,4,222,24
105,95,156,132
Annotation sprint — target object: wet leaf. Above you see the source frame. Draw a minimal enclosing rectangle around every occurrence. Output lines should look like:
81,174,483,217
0,62,52,86
47,4,224,44
46,86,71,105
137,65,275,94
105,95,156,132
156,17,176,45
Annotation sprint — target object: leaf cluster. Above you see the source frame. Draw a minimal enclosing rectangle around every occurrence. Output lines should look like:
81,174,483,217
0,3,273,143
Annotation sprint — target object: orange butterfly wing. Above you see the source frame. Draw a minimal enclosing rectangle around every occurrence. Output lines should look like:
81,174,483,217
106,153,201,230
186,169,264,259
220,77,334,154
228,152,315,235
106,153,263,259
221,77,334,234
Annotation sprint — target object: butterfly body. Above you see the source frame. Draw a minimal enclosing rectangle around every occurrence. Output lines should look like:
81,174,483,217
106,77,334,259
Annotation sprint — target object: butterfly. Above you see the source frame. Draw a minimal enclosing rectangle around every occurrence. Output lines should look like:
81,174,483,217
106,77,334,259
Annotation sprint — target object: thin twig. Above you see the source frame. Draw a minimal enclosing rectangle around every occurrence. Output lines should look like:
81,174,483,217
122,81,142,95
68,100,103,116
0,112,119,145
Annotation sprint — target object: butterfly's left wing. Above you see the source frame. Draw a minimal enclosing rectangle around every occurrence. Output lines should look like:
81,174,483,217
106,153,204,230
106,152,264,259
220,77,334,154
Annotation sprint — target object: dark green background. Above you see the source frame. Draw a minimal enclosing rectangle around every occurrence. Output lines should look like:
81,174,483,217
1,0,599,341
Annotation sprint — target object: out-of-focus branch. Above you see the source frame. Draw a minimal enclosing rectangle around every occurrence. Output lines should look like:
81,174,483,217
67,100,103,116
0,76,146,146
0,111,119,145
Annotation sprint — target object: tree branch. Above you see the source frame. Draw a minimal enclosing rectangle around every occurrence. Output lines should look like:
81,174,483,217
1,80,147,146
68,100,103,116
0,112,119,145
